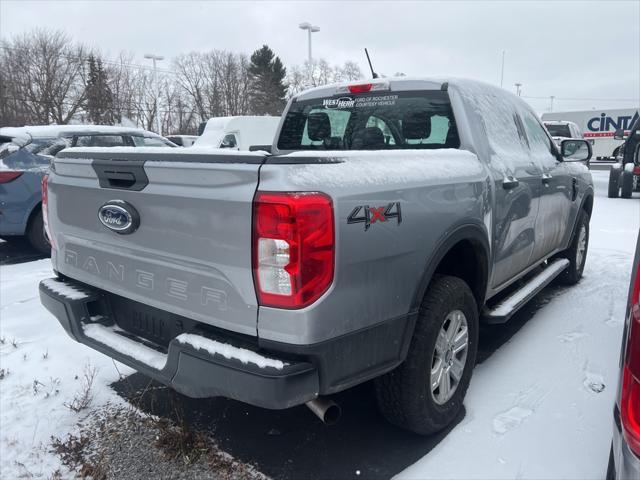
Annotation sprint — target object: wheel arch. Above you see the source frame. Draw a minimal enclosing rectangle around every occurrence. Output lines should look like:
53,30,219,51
411,223,491,313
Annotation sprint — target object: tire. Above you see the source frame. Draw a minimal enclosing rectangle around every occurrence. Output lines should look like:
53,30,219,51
621,170,633,198
558,210,589,285
608,167,620,198
26,210,50,255
374,275,479,435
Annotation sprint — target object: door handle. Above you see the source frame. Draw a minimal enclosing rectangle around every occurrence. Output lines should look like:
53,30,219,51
542,173,553,185
502,176,519,190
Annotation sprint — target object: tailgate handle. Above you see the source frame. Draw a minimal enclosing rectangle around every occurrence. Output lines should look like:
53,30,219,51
104,170,136,189
92,160,149,191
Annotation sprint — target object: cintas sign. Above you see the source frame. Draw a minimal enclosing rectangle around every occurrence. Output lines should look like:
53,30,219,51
586,110,639,136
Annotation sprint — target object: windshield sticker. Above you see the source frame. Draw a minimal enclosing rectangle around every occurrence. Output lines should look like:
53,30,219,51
322,95,399,109
323,97,356,109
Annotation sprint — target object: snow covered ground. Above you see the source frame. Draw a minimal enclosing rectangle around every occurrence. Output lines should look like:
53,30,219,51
0,261,133,477
399,170,640,479
0,170,637,479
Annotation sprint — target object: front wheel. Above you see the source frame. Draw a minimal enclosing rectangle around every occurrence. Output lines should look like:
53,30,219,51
558,210,589,285
621,170,634,198
374,275,479,435
608,167,620,198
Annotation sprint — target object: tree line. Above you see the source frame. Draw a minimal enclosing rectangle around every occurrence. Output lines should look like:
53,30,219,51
0,29,363,134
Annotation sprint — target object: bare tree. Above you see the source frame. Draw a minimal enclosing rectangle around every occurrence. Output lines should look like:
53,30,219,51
0,29,88,125
286,59,363,97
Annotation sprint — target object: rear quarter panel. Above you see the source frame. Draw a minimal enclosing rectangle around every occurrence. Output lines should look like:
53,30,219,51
256,149,490,344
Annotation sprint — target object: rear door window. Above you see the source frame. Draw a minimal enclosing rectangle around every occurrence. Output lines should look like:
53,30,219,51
75,135,128,147
278,90,459,151
131,136,173,147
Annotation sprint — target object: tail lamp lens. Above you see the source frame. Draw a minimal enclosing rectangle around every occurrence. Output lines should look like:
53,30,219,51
41,174,55,250
621,256,640,456
0,171,23,183
252,192,334,309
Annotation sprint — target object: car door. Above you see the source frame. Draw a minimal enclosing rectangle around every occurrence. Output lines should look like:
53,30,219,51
520,107,575,261
483,97,543,289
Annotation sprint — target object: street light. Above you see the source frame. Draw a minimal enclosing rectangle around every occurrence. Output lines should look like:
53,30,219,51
514,82,523,97
144,53,165,135
299,22,320,64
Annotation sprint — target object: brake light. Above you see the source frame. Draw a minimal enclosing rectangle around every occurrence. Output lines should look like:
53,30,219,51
252,192,334,309
0,171,23,183
41,174,55,250
621,255,640,456
348,83,373,94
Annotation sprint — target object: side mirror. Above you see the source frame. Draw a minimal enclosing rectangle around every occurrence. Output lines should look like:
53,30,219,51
613,128,625,140
561,139,592,162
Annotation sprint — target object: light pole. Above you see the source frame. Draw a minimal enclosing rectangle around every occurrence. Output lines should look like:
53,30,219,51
144,53,164,135
515,83,522,97
549,95,555,112
299,22,320,64
500,50,506,88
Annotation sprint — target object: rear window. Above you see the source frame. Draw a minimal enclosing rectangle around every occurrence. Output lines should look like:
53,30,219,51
544,124,571,138
277,90,460,151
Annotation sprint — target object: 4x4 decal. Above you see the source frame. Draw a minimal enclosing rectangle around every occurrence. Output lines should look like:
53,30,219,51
347,202,402,231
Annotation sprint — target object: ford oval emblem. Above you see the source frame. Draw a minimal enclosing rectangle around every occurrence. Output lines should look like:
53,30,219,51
98,200,140,234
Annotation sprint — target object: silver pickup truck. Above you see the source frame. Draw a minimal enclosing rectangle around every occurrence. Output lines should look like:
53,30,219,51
39,78,593,434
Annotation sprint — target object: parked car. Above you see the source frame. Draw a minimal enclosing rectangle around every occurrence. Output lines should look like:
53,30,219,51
0,125,175,253
166,135,198,147
608,117,640,198
607,229,640,479
543,120,584,148
194,116,280,150
39,78,593,434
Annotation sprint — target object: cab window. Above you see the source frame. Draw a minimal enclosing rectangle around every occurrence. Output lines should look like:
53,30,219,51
220,134,237,149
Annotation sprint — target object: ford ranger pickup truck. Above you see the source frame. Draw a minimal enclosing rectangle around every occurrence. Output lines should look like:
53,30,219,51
39,78,594,434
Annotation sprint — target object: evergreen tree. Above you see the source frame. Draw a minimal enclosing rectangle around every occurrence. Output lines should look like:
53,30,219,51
85,55,115,124
248,45,287,115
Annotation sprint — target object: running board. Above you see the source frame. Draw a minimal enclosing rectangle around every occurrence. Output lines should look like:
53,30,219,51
483,258,569,324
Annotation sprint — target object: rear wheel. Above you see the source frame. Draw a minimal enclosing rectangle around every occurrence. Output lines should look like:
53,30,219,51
621,170,634,198
608,167,620,198
26,210,50,255
374,275,478,435
558,210,589,285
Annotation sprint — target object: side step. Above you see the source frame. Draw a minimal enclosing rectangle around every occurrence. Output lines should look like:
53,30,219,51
483,258,570,324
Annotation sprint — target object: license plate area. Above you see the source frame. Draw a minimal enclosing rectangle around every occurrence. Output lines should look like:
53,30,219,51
109,294,198,349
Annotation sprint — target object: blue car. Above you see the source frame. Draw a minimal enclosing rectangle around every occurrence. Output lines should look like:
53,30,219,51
0,125,175,253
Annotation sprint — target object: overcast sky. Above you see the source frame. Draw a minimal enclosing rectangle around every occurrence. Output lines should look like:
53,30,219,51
1,0,639,113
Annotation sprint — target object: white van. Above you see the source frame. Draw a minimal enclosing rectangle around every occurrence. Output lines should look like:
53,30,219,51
194,116,281,151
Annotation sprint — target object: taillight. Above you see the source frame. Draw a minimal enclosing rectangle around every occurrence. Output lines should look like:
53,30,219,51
0,171,23,183
252,192,334,309
41,174,55,250
621,255,640,456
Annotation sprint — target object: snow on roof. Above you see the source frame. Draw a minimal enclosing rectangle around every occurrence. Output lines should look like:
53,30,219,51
0,124,153,139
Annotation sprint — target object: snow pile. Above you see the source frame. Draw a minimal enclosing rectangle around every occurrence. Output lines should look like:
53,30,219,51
287,149,484,188
0,260,132,478
176,334,287,370
82,323,168,371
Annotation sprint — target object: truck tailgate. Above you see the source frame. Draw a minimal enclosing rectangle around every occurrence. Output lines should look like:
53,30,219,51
48,148,266,337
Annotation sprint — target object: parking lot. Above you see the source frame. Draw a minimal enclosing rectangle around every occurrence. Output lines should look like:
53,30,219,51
1,169,637,479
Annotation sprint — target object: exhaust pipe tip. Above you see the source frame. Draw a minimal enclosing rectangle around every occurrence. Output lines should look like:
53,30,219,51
306,397,341,425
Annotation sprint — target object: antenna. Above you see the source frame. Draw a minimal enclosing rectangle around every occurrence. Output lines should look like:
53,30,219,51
364,48,379,79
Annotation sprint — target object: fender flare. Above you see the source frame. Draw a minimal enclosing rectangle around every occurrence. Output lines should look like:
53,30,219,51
410,222,491,312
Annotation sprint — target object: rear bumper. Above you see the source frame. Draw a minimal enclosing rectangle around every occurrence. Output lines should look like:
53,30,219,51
611,406,640,479
39,277,319,409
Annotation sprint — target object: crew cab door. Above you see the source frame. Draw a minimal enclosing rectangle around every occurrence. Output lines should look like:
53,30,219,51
520,108,575,261
484,100,543,288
